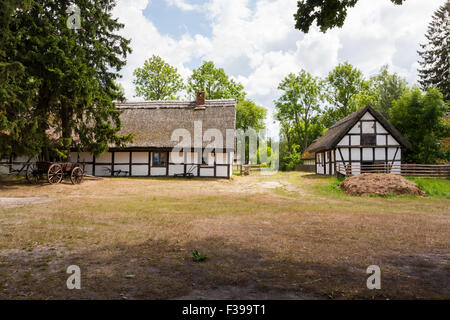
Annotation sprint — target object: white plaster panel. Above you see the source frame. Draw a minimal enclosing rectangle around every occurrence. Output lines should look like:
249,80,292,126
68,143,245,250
151,167,166,176
216,153,227,164
348,123,360,134
216,166,228,177
362,121,375,134
132,165,148,176
338,135,350,146
170,152,184,164
114,152,129,164
351,148,360,161
95,165,111,176
362,148,373,161
376,135,386,146
375,148,385,161
361,112,375,120
387,147,399,160
391,161,401,174
352,135,360,145
376,122,388,134
169,164,184,176
132,152,148,164
96,152,112,163
114,165,129,175
78,152,93,163
200,168,214,177
339,148,349,161
83,164,93,175
186,164,198,176
387,135,399,146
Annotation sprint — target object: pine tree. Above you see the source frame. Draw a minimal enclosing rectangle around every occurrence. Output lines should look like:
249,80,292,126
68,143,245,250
1,0,133,160
418,1,450,101
0,0,41,158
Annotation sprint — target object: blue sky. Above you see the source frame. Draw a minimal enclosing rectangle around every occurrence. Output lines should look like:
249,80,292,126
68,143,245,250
143,0,213,40
113,0,442,136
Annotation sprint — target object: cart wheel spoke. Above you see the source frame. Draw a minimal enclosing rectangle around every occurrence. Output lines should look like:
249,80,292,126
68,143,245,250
48,164,63,184
71,167,84,185
26,163,40,184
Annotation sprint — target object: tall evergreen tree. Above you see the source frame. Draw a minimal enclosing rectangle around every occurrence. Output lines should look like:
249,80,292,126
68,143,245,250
1,0,132,160
0,0,41,158
418,1,450,101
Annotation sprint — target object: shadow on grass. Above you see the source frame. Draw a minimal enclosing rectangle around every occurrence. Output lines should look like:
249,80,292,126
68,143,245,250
0,236,446,300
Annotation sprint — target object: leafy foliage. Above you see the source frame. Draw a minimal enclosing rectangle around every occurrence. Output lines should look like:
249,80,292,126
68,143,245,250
275,70,324,169
1,0,133,160
294,0,406,33
133,55,184,101
192,249,207,262
351,65,408,119
187,61,246,101
276,70,323,153
418,1,450,101
236,100,267,131
322,62,367,127
390,87,449,163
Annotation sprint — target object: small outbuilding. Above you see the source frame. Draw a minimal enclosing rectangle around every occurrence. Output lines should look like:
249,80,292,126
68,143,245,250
304,105,411,176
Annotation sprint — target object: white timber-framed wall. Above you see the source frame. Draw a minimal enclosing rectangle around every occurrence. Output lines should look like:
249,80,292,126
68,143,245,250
69,148,234,178
307,105,411,176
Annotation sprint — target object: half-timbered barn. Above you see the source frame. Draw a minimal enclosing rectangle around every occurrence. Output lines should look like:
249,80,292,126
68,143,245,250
305,105,411,176
67,96,236,178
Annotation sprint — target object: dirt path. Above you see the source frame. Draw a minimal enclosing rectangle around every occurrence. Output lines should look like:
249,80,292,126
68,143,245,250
0,197,51,208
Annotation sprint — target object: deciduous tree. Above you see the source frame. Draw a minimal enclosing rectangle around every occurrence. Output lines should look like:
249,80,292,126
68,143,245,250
322,62,367,127
236,100,267,131
133,55,184,101
294,0,405,33
390,87,449,163
187,61,246,101
275,70,323,154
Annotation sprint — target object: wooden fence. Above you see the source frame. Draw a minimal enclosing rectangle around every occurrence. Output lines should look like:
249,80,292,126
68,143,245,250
336,163,450,178
232,164,267,175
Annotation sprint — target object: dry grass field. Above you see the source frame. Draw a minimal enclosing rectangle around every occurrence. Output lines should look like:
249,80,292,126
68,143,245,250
0,172,449,300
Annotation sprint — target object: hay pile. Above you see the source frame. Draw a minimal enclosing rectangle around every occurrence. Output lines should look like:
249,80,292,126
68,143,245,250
339,173,426,196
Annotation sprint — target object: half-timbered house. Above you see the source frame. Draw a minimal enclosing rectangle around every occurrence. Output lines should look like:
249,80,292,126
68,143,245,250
305,105,411,176
67,95,236,178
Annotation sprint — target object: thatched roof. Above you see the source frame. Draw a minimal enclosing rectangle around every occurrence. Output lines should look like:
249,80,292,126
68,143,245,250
301,151,315,160
305,105,411,153
116,99,236,149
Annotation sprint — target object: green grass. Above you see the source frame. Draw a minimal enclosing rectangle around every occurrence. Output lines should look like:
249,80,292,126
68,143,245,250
314,176,346,197
317,175,450,199
406,177,450,198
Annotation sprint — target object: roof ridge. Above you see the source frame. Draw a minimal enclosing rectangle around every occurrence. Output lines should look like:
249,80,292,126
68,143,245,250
116,99,237,109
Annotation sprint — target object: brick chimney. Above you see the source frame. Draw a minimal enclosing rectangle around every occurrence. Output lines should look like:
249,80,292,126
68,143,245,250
196,91,206,106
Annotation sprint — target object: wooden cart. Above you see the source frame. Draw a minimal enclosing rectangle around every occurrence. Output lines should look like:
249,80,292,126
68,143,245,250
26,161,84,185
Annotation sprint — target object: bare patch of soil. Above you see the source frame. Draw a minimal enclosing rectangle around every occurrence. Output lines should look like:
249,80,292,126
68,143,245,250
175,285,320,300
339,174,426,197
0,197,51,208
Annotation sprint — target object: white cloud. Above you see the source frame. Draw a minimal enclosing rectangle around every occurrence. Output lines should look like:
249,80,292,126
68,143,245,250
113,0,441,137
165,0,201,11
